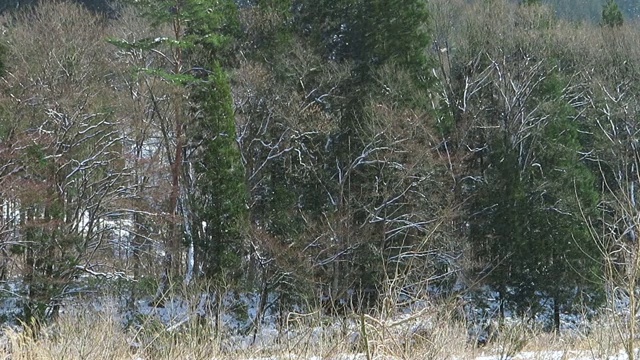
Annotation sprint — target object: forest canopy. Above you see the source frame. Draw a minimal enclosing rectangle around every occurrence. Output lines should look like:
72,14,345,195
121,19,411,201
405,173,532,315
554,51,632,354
0,0,639,338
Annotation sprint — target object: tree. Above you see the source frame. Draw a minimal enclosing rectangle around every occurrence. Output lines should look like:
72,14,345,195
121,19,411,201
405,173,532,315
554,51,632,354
0,0,117,16
426,0,609,331
0,2,130,323
110,0,245,288
579,38,640,359
466,57,602,331
189,63,247,280
602,0,624,27
289,0,434,305
231,0,442,313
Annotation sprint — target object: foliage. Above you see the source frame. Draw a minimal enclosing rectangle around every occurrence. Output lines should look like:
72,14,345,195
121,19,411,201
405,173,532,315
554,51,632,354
110,0,246,282
0,1,128,323
472,91,598,327
602,0,624,27
9,0,640,336
190,63,247,279
430,0,608,329
294,0,430,81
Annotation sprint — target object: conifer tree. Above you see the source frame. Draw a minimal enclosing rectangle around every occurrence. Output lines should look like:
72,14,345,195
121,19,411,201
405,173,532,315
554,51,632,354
291,0,433,300
110,0,245,284
189,63,247,279
469,71,603,331
602,0,624,27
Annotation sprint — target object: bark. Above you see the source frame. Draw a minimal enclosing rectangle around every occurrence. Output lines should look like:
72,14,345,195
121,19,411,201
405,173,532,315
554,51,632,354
553,297,560,333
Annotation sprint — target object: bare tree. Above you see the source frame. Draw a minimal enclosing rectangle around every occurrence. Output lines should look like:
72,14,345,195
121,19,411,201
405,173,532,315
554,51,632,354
0,2,135,320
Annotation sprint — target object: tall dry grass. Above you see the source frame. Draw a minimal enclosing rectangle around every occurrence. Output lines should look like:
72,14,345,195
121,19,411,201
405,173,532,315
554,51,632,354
0,274,603,360
0,301,633,360
1,302,222,360
0,302,469,360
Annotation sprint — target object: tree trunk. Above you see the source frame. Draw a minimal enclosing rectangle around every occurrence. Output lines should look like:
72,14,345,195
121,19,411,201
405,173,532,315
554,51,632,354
498,288,505,322
150,257,171,307
252,277,269,344
553,297,560,333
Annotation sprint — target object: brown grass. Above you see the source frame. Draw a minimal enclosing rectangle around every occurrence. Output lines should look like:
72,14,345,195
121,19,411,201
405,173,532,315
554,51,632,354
0,301,630,360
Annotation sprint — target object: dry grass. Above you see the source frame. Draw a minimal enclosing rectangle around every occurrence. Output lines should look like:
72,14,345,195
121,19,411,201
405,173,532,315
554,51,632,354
0,302,636,360
0,303,222,360
0,300,468,360
3,306,133,360
0,299,617,360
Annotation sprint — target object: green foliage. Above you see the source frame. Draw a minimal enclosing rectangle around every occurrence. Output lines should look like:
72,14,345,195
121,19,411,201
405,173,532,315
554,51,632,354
469,71,603,320
119,0,239,62
181,0,241,63
244,2,296,64
190,64,247,278
291,0,433,296
602,0,624,27
114,0,247,281
295,0,430,76
25,144,49,171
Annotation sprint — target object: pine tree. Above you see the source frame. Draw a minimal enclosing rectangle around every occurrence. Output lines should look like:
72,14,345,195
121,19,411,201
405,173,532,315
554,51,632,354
291,0,433,301
469,71,603,331
296,0,429,81
190,63,247,279
110,0,245,283
602,0,624,27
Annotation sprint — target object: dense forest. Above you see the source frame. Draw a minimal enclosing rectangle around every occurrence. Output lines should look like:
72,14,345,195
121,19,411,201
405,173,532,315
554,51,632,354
1,0,640,340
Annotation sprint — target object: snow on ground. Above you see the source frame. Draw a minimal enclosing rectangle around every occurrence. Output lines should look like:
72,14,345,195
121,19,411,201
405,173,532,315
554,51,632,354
232,349,640,360
127,349,638,360
470,349,638,360
1,279,639,360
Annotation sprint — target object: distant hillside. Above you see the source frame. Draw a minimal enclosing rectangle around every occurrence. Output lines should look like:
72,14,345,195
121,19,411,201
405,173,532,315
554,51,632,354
0,0,117,15
543,0,638,22
1,0,637,24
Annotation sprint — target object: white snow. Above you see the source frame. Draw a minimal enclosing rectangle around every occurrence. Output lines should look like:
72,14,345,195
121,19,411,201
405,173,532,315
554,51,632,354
468,349,638,360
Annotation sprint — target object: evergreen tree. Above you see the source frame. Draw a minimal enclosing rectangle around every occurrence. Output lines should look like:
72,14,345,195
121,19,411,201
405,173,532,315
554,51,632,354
110,0,245,282
291,0,432,300
469,71,603,331
296,0,429,82
602,0,624,27
190,63,247,279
